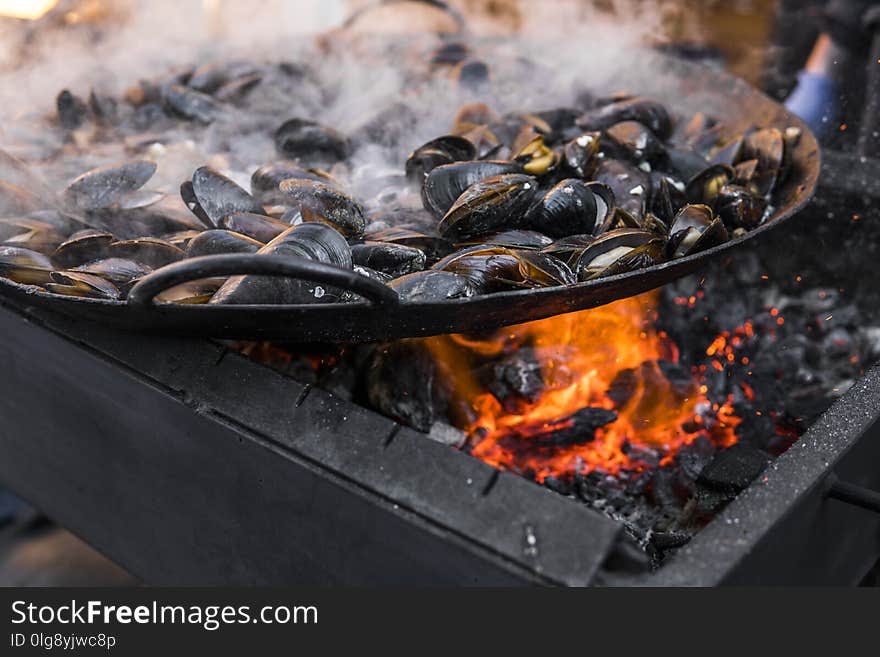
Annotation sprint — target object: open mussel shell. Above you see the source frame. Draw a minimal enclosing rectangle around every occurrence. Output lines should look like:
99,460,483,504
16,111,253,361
0,246,53,285
574,228,656,280
47,271,120,300
278,178,366,239
156,279,225,305
515,250,576,287
250,162,335,205
714,184,768,231
53,229,114,268
405,135,477,183
0,218,65,255
541,234,597,268
210,222,352,305
513,134,559,176
577,97,673,141
685,164,735,206
668,204,729,258
741,127,789,196
585,238,667,280
389,270,475,303
71,258,152,295
439,173,538,241
185,229,263,258
274,118,350,164
190,166,264,227
107,237,185,269
351,241,427,278
527,179,609,238
62,160,157,211
219,212,290,243
421,160,522,218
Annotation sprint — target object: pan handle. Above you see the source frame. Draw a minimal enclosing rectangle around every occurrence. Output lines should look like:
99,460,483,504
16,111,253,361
127,254,400,308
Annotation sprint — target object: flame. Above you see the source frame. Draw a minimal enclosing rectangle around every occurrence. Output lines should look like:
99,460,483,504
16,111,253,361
424,290,739,482
0,0,57,20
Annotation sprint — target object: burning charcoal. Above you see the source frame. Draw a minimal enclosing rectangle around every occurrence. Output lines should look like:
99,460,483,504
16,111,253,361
697,443,770,494
527,407,617,448
606,367,638,408
56,89,87,130
483,347,545,413
365,341,447,433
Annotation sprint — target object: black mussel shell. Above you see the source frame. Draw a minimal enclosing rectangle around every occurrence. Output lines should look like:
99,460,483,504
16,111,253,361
185,229,263,258
563,133,601,178
714,184,768,231
577,98,673,141
439,173,538,241
514,250,576,287
527,178,601,238
439,252,525,294
586,238,666,280
541,234,596,268
405,135,476,183
48,271,120,300
594,159,650,220
351,241,427,278
107,237,185,269
0,246,54,285
422,160,522,218
163,84,221,124
389,270,475,303
210,223,352,305
63,160,157,211
604,121,664,163
274,118,350,163
685,164,735,206
220,212,290,243
250,162,335,204
459,229,553,251
278,179,366,239
741,127,788,195
53,229,114,268
574,228,655,280
191,166,264,227
71,258,152,294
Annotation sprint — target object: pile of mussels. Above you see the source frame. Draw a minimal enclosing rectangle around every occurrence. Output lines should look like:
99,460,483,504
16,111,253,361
0,65,799,306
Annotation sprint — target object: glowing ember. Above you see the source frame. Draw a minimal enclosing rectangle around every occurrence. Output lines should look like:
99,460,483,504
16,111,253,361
0,0,57,20
425,291,740,482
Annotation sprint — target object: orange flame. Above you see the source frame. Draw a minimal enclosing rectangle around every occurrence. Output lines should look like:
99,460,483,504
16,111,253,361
424,290,739,482
0,0,57,20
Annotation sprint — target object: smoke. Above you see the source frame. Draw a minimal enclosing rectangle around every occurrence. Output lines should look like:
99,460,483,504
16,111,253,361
0,0,677,202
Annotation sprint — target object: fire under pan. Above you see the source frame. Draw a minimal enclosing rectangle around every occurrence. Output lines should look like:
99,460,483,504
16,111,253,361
0,296,878,586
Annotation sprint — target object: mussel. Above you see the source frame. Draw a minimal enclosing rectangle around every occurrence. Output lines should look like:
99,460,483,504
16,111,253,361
210,222,352,305
351,242,427,278
47,271,120,300
190,166,264,227
527,179,613,238
250,162,334,205
63,160,157,211
438,174,538,241
405,135,477,183
53,229,115,268
714,184,768,231
668,204,729,258
185,229,263,258
422,160,522,218
0,246,53,285
577,97,673,140
219,212,290,243
274,118,350,164
107,237,185,268
278,179,366,239
574,229,656,280
389,270,475,303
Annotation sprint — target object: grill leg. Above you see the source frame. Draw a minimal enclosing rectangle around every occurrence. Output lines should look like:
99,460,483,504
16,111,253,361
828,476,880,514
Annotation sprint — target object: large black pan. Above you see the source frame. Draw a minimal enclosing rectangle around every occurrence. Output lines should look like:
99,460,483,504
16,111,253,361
0,53,820,343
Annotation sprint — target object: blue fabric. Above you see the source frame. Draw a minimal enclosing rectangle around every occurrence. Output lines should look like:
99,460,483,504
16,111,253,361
784,71,840,138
